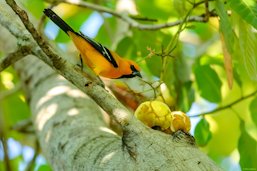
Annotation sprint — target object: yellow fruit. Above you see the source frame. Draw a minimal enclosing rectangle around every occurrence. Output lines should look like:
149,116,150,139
135,101,172,130
170,111,191,133
135,101,191,134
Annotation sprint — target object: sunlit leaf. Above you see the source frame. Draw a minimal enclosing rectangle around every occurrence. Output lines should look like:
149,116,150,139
173,0,186,17
135,0,174,20
96,17,117,46
0,161,4,171
228,0,257,29
234,69,243,87
116,37,137,60
11,155,23,171
23,0,44,18
178,81,194,112
205,109,241,156
194,65,222,102
238,20,257,80
37,164,53,171
238,121,257,169
194,118,212,146
250,96,257,126
216,0,236,55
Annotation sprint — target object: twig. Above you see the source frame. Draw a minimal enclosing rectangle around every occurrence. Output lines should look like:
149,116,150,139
0,137,12,171
189,90,257,117
25,140,39,171
0,46,31,72
0,108,12,171
129,15,158,22
61,0,207,30
11,119,34,134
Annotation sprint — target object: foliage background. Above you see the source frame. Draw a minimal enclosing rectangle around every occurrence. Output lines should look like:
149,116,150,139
0,0,257,170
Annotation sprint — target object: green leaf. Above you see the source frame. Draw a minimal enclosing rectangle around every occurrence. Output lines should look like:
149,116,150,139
37,164,53,171
96,17,117,46
234,68,243,87
238,20,257,80
238,122,257,170
228,0,257,29
116,37,137,61
145,55,162,77
250,96,257,126
178,81,195,112
194,118,212,146
135,0,174,20
194,65,222,102
24,0,44,18
173,0,187,17
215,0,236,55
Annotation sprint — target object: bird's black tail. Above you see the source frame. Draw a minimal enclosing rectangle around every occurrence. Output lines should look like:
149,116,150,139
43,8,75,34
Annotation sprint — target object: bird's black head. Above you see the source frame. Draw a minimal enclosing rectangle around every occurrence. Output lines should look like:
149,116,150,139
130,65,142,78
118,65,142,79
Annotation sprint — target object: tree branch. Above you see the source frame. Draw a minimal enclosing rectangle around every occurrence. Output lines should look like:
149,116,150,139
3,0,140,130
0,46,31,72
190,90,257,117
60,0,207,30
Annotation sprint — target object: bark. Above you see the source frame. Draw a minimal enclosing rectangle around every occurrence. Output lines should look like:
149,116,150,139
0,2,222,170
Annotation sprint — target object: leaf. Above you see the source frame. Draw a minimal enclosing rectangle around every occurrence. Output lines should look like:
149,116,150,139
228,0,257,30
194,118,212,146
194,65,222,103
116,37,137,60
173,0,186,17
238,122,257,170
249,96,257,126
135,0,173,20
220,33,233,89
37,164,53,171
24,0,44,18
216,0,236,88
215,0,236,54
145,55,162,77
178,81,195,112
234,68,243,87
238,20,257,80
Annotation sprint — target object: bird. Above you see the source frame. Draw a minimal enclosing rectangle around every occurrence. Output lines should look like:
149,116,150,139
43,8,142,79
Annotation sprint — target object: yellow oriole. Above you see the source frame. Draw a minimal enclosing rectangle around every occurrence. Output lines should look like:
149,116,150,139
44,9,141,79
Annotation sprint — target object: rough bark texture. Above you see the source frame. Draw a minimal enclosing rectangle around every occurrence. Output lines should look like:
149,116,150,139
0,1,222,170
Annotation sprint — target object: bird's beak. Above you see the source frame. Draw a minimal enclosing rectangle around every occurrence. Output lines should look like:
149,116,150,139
132,71,142,78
